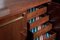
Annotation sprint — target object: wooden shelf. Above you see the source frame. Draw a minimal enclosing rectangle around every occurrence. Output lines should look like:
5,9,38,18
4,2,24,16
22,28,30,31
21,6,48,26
44,33,56,40
34,23,52,38
30,16,49,30
27,7,47,20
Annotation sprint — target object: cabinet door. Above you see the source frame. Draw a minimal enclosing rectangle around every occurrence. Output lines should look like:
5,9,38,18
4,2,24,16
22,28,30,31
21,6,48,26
0,16,27,40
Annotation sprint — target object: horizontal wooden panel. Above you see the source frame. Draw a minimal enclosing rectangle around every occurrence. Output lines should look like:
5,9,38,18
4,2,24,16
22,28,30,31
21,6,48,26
30,16,49,30
34,23,52,38
44,33,56,40
27,7,47,20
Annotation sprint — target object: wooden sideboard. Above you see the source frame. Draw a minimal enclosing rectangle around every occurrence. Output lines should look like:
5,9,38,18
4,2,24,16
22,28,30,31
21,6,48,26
0,0,56,40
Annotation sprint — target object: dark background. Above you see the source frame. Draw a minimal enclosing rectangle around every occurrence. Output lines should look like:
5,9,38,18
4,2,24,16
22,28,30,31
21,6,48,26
48,0,60,40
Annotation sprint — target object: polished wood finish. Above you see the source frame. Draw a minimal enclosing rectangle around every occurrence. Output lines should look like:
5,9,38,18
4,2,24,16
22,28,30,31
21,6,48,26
27,7,47,20
0,0,50,25
0,17,27,40
0,0,56,40
34,23,52,38
0,0,50,20
0,14,22,26
30,16,49,30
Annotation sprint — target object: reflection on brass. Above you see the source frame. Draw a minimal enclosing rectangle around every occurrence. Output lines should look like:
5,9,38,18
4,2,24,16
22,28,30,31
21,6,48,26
0,16,23,27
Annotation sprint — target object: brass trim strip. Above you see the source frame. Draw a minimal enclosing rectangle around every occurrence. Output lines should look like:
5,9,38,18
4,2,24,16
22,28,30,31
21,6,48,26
0,16,23,27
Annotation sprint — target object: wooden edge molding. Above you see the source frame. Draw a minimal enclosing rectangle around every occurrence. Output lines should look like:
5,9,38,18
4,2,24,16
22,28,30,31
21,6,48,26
30,16,49,30
27,7,47,20
34,23,52,38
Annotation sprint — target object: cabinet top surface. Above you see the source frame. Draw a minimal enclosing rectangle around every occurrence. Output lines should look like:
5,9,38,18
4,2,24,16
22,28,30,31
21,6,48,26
0,0,50,20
